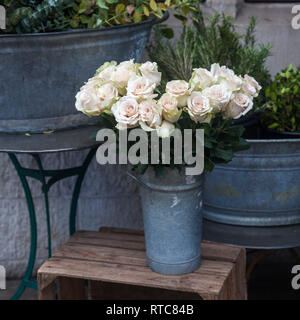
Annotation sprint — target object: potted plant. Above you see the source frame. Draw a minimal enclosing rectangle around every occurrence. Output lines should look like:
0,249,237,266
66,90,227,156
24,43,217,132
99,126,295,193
148,7,271,138
0,0,174,133
75,58,259,275
260,64,300,139
203,64,300,227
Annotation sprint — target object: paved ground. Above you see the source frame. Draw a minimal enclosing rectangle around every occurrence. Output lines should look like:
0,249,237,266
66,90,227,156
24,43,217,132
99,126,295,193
1,249,300,300
0,280,37,300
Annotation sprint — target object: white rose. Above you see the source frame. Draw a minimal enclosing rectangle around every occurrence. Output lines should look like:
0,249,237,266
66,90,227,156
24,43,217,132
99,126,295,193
75,87,105,116
243,74,261,97
96,66,116,82
118,59,136,70
218,66,243,92
158,93,178,112
111,96,139,129
127,76,157,100
76,77,115,115
156,120,175,139
110,60,137,88
139,62,162,85
95,61,117,82
210,63,221,78
157,93,182,123
166,80,189,97
225,93,253,119
97,83,118,100
96,83,119,109
187,91,212,123
80,77,102,90
202,84,232,112
139,99,162,131
241,80,257,97
190,68,215,90
166,80,190,107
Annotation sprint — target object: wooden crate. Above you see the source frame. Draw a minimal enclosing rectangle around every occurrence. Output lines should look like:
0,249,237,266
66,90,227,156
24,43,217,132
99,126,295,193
37,228,247,300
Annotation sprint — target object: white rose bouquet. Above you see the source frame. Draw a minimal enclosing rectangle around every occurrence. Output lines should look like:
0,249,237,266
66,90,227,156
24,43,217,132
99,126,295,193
75,60,261,172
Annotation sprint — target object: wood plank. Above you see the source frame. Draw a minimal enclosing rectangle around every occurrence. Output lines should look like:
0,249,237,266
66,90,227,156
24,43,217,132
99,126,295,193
215,249,247,300
39,257,226,296
71,231,241,263
201,241,241,263
53,243,147,265
218,269,232,300
37,273,57,300
67,236,146,251
200,292,219,300
97,228,241,262
88,280,201,300
37,272,57,292
74,230,145,243
52,243,234,278
234,249,247,300
38,282,56,300
100,227,144,236
57,277,86,300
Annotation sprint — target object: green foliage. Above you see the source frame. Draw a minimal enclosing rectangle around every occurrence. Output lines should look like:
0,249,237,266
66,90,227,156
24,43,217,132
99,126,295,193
96,110,249,173
68,0,169,30
200,115,249,171
261,64,300,133
148,5,272,111
151,26,196,92
175,112,249,172
1,0,175,34
2,0,74,33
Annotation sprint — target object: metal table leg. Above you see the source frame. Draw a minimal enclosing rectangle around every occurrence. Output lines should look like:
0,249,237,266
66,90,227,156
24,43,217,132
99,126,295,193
69,148,97,236
8,148,96,300
8,154,38,300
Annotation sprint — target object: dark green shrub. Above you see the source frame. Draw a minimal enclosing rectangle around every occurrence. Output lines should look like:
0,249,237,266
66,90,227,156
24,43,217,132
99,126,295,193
261,64,300,132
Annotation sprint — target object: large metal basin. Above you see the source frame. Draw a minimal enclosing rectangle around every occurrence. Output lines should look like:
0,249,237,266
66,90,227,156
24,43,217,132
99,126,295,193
0,16,165,133
203,139,300,226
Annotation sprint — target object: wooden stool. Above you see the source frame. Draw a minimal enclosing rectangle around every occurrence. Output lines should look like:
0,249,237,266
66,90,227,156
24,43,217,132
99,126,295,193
37,228,247,300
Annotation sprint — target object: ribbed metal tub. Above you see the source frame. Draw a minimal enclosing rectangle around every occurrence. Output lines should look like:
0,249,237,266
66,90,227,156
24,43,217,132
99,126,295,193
0,16,165,133
133,168,203,275
203,139,300,226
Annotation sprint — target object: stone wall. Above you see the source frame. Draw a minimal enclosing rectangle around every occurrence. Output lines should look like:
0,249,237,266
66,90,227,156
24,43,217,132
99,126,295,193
0,152,143,278
1,1,299,278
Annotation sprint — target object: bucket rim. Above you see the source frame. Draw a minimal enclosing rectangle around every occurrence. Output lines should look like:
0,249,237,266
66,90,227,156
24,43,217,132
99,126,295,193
0,11,169,39
128,171,204,193
247,138,300,144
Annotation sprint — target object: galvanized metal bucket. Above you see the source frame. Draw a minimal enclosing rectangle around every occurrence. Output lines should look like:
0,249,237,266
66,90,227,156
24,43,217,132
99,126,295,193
0,14,167,133
129,168,204,275
203,139,300,226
